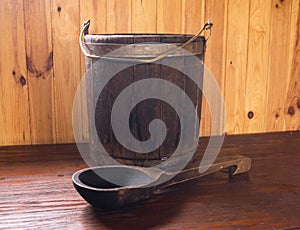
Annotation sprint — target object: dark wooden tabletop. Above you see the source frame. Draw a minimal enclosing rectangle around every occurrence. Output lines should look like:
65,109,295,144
1,132,299,229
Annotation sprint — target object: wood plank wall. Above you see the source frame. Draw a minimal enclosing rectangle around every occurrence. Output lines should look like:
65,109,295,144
0,0,299,146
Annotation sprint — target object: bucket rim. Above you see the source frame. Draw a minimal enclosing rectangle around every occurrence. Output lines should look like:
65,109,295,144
84,34,206,44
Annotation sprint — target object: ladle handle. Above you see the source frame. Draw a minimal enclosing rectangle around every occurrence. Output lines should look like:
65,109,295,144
161,155,251,189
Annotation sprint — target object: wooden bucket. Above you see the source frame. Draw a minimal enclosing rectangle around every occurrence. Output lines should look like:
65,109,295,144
80,20,211,167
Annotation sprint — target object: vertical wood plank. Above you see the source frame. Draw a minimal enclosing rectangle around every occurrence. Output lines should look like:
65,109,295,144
159,50,185,160
157,0,182,33
224,0,250,134
183,53,204,155
52,0,81,143
1,0,300,146
132,0,157,33
0,0,31,145
80,0,107,34
181,0,205,34
157,0,183,156
133,37,161,163
24,0,56,144
182,0,208,138
108,40,134,162
80,0,107,142
284,0,300,130
107,0,132,33
201,0,228,136
133,63,161,163
265,0,292,132
244,0,272,133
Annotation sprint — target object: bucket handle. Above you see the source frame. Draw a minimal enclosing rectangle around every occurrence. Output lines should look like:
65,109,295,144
79,20,213,63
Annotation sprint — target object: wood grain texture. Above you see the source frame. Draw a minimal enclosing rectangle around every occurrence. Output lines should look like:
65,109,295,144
132,0,157,33
106,0,132,33
284,0,300,130
80,0,107,142
52,0,81,143
181,0,204,34
224,0,250,134
0,0,300,146
157,0,182,33
244,0,271,133
0,132,300,229
133,62,161,162
159,56,185,159
108,51,135,161
24,0,56,144
201,0,228,136
182,0,207,137
265,0,293,132
204,0,228,87
80,0,107,34
0,0,31,145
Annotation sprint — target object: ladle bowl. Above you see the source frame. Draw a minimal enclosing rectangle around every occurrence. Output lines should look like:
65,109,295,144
73,166,158,208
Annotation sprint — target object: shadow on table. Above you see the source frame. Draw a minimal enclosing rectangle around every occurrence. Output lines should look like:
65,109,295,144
81,173,252,229
81,187,187,230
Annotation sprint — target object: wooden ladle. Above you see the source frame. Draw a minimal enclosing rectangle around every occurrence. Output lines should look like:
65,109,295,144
72,155,251,209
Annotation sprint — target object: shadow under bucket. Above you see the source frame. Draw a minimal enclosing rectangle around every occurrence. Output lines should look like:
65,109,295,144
80,20,212,167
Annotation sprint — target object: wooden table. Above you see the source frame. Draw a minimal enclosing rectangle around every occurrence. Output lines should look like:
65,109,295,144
1,132,299,229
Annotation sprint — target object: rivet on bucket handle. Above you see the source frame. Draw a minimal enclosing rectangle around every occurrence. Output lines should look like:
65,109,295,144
79,20,213,63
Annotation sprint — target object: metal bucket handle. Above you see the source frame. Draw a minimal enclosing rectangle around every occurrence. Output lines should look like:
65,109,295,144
79,20,213,63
